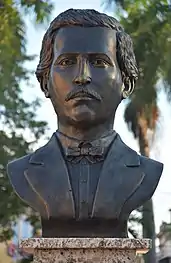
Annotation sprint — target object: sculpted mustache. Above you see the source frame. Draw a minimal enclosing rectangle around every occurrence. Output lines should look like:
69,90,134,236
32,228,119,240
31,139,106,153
65,87,102,102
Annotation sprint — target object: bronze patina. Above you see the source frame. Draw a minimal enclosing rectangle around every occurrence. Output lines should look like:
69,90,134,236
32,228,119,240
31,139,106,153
7,9,163,238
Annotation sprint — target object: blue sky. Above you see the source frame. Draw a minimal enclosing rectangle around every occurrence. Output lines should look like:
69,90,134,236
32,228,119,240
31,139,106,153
22,0,171,235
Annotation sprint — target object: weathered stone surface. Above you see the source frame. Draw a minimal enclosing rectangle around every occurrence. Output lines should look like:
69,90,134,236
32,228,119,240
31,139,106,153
20,238,151,263
20,237,151,250
34,248,136,263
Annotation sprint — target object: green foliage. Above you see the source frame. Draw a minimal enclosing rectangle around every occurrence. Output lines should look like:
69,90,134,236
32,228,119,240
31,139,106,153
120,0,171,138
20,0,53,24
0,0,53,242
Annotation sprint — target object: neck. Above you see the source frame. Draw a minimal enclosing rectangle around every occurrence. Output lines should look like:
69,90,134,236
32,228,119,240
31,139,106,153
58,120,114,141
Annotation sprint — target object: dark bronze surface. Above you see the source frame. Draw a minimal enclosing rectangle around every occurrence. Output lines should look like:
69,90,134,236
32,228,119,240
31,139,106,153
7,9,163,238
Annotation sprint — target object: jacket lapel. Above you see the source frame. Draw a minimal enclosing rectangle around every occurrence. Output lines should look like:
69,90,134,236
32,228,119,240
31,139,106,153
92,134,145,219
24,133,75,219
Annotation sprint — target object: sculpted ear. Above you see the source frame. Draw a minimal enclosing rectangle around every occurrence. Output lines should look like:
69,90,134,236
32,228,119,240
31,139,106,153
40,77,50,98
122,78,135,99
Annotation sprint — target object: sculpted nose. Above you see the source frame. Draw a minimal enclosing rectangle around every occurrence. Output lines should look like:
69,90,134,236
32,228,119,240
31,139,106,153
73,75,91,86
73,59,91,86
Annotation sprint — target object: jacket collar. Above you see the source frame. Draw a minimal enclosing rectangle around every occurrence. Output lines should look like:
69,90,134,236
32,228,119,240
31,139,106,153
29,132,140,167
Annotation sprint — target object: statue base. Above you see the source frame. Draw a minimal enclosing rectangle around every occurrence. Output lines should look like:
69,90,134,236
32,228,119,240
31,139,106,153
20,238,151,263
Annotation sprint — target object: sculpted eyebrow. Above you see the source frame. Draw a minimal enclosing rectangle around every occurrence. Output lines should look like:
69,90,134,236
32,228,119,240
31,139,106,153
55,53,113,61
56,53,78,59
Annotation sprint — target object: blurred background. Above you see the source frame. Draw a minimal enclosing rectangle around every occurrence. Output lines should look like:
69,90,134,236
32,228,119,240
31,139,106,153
0,0,171,263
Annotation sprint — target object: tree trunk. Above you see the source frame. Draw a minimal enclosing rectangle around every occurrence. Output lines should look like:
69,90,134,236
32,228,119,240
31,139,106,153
138,114,156,263
142,200,156,263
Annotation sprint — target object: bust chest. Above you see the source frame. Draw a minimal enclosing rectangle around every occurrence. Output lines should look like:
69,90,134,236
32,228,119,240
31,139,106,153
65,159,103,219
27,153,144,222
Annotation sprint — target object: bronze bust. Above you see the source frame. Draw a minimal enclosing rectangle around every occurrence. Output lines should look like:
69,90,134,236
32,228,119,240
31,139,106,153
7,9,163,238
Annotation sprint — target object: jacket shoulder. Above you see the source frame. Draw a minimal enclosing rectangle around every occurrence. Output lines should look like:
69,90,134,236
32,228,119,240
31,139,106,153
120,135,163,193
7,154,32,201
117,133,163,179
140,155,163,185
7,154,31,182
122,154,163,217
7,136,51,175
138,155,163,205
140,155,163,198
7,151,48,217
7,148,50,218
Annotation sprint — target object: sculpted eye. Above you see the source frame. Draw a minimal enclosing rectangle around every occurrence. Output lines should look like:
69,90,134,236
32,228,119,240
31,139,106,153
90,58,109,67
58,58,76,66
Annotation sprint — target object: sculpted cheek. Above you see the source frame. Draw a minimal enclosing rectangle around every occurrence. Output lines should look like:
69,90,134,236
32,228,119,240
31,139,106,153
111,69,122,92
51,71,70,95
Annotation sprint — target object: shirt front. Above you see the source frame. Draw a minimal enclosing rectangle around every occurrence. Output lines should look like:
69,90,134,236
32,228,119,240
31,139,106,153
55,130,116,220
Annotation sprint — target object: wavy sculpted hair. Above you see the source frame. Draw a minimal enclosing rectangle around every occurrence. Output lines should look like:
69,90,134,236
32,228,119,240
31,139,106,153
35,9,138,92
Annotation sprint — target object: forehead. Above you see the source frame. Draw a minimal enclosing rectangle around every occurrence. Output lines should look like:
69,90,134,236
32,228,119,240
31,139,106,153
53,27,117,56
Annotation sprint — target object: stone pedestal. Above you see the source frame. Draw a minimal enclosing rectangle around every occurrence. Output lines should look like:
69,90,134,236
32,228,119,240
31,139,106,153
20,238,151,263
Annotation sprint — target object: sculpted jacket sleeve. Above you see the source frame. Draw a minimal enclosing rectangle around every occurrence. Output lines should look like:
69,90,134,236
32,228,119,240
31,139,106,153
7,155,48,218
121,155,163,217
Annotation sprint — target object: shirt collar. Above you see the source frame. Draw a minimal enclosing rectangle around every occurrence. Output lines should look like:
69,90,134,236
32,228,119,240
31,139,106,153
55,130,117,157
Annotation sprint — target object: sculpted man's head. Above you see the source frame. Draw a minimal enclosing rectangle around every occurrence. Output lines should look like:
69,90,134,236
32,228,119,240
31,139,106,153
36,9,138,132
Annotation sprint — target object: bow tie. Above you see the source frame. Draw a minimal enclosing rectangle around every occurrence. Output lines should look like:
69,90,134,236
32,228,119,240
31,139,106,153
66,144,104,158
